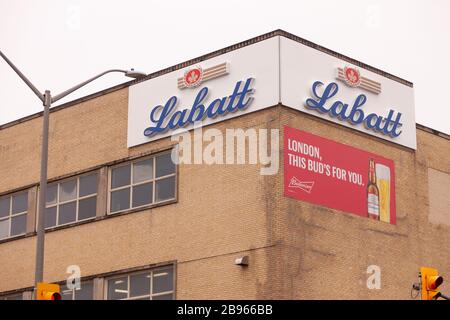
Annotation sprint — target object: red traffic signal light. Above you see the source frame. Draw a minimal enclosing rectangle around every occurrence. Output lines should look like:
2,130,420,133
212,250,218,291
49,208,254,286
428,275,443,290
420,267,444,300
36,283,61,300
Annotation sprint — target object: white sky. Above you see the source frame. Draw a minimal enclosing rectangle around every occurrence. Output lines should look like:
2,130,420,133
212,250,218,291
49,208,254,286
1,0,449,134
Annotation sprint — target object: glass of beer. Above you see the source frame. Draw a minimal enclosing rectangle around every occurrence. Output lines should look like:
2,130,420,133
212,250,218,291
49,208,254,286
375,164,390,223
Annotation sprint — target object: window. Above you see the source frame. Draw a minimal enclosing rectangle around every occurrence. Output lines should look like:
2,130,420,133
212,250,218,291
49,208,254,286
106,266,174,300
0,191,28,240
60,280,94,300
45,171,98,228
109,152,176,214
0,292,23,300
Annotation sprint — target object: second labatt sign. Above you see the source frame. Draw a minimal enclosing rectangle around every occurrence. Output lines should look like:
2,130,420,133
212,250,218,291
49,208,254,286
280,36,415,149
284,126,396,224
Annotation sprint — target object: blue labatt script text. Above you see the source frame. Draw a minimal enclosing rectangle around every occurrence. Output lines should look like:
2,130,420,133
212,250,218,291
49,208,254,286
305,81,403,137
144,78,254,136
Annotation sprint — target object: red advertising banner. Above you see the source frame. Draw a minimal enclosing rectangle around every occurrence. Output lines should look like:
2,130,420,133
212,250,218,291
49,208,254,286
284,126,396,224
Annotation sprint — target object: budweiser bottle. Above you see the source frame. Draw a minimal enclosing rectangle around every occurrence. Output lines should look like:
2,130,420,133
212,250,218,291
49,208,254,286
367,158,380,220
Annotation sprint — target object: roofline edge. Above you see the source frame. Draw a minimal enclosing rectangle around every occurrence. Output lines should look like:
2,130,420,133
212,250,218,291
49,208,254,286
0,28,416,131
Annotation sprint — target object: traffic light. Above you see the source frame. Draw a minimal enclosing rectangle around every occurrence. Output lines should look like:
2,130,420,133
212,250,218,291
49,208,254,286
420,267,444,300
36,282,61,300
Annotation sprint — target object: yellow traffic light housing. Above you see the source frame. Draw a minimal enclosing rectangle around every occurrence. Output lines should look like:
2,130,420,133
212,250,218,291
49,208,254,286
420,267,444,300
36,282,61,300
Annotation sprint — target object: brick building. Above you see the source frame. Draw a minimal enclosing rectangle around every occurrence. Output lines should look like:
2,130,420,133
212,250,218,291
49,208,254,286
0,30,449,300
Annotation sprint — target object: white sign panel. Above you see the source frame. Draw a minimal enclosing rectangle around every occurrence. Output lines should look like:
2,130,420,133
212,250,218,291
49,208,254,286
280,37,416,149
127,37,279,147
128,36,416,149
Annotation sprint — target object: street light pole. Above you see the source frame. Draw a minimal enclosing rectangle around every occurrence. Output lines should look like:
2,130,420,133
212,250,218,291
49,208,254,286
0,49,146,291
35,90,51,284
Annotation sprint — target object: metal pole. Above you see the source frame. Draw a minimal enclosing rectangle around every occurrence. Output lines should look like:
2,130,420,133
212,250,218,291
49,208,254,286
0,50,44,103
0,50,144,294
35,90,51,285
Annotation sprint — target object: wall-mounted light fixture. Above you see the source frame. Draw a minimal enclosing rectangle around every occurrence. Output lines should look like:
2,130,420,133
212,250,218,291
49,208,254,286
235,256,249,266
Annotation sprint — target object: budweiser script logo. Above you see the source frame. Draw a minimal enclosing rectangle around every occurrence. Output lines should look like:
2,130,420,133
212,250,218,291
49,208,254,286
288,176,314,193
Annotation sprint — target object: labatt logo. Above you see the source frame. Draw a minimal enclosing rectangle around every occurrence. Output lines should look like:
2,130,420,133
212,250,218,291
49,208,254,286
305,81,402,138
177,63,229,89
336,66,381,94
183,67,203,88
144,78,254,137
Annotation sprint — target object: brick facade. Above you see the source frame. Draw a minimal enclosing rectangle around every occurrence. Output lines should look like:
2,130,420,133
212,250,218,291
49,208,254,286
0,31,449,300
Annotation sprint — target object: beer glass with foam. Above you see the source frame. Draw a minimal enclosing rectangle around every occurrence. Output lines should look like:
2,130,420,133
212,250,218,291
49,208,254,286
375,164,390,223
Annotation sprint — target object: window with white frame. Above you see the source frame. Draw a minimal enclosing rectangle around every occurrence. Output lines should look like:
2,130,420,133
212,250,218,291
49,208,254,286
60,280,94,300
106,266,174,300
45,171,98,228
0,191,28,240
109,152,176,214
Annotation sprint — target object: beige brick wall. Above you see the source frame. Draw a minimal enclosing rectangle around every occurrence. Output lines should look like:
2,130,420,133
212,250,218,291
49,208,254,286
0,85,449,299
276,107,450,299
0,89,278,298
428,168,450,227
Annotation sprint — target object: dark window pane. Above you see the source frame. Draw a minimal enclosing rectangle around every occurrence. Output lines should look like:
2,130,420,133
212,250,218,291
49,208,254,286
156,153,175,177
60,179,77,202
132,183,153,208
78,197,97,220
133,159,153,183
79,173,98,197
45,207,57,228
110,188,130,213
112,165,131,189
155,177,175,202
152,293,173,300
0,197,10,218
12,192,27,214
59,201,77,225
5,294,23,300
46,184,58,205
74,281,94,300
11,214,27,236
60,285,73,300
130,272,151,298
108,277,128,300
153,267,174,293
0,219,10,239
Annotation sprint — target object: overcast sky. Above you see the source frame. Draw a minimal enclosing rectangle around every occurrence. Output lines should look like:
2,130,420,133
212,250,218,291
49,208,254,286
1,0,449,134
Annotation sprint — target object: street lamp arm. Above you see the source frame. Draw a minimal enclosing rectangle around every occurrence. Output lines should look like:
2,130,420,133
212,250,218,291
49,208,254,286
0,50,44,103
1,49,147,292
51,69,129,103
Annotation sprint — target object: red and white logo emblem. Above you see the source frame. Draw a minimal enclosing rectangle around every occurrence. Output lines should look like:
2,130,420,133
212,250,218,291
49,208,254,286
336,66,381,94
183,67,203,88
343,66,361,87
178,62,229,89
